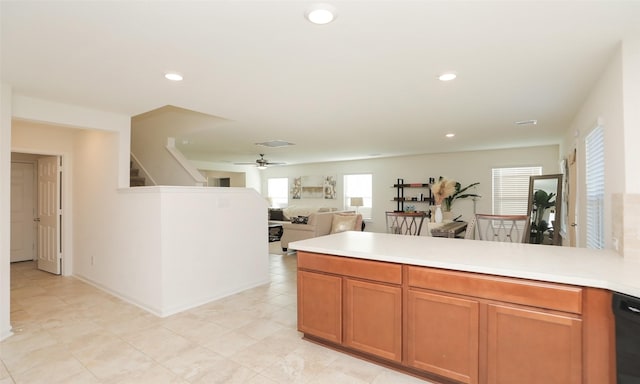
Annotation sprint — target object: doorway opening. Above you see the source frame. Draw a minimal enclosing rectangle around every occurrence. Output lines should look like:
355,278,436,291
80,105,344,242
10,152,63,275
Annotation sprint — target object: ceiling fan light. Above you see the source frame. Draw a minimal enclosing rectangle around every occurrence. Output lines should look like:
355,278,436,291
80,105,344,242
257,165,267,170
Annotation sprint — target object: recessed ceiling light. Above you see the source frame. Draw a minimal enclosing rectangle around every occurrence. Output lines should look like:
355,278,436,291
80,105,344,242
445,133,455,138
164,72,183,81
438,73,457,81
305,4,337,25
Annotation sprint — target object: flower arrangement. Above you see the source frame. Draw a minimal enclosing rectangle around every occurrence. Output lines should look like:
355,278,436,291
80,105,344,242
431,177,457,205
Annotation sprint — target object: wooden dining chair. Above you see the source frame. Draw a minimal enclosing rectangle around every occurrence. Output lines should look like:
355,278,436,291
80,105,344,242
385,211,427,236
464,214,529,243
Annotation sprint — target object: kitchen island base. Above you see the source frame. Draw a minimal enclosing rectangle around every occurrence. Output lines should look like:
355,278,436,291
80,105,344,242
297,250,615,384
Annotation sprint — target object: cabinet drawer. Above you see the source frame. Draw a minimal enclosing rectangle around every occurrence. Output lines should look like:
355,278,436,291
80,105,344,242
298,251,402,285
407,266,582,314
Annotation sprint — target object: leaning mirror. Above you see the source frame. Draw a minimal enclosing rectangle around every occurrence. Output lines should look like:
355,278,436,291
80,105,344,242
527,174,563,245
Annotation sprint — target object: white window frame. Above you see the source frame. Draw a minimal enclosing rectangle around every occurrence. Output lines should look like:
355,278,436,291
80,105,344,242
492,166,542,215
343,174,372,220
585,126,604,249
267,177,288,208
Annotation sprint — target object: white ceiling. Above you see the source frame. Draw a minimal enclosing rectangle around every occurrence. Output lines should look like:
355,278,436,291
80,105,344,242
2,1,639,166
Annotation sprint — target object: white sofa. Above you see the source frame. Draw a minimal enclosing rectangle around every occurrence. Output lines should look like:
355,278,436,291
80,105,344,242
280,210,363,251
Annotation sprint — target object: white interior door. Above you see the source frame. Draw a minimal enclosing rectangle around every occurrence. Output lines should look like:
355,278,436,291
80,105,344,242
37,156,61,275
10,162,36,262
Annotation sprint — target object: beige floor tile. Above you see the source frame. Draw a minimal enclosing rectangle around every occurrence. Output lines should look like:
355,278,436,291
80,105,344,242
372,369,436,383
0,362,10,380
323,353,386,383
230,338,290,373
102,363,188,384
244,374,281,384
2,255,429,384
160,345,225,381
122,327,196,363
235,318,285,340
202,329,259,357
73,339,156,380
161,313,229,342
259,342,340,383
9,356,93,384
191,359,259,384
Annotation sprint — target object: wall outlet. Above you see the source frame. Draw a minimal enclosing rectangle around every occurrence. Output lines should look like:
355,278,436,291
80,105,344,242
612,238,619,252
91,256,95,266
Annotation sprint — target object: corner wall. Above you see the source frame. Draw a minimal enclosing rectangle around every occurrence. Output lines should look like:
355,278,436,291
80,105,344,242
0,85,13,340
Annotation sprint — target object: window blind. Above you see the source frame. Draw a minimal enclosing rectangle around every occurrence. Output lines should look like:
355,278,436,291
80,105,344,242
585,126,605,249
492,166,542,215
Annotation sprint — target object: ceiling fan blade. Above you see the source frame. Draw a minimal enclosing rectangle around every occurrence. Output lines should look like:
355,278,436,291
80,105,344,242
233,154,285,167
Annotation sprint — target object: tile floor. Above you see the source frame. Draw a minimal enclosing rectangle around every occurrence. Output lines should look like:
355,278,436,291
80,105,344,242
0,244,432,384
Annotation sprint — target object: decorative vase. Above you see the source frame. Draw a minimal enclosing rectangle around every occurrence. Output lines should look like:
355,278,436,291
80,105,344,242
435,205,443,223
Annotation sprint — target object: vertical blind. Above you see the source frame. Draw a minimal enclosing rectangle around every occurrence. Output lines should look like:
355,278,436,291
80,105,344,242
492,166,542,215
585,126,605,249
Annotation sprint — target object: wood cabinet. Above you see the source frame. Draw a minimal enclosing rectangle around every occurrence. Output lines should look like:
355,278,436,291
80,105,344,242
406,266,584,384
486,304,582,384
344,278,402,362
407,289,480,384
297,251,614,384
297,270,342,343
297,251,403,362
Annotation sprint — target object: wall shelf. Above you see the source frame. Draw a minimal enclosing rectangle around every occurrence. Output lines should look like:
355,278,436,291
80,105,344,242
393,178,435,213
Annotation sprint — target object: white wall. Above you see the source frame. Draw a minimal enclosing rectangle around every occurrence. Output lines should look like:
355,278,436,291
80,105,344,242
622,38,640,194
160,187,269,315
131,110,207,186
4,95,269,336
0,84,13,340
191,159,262,192
563,45,625,250
261,145,560,234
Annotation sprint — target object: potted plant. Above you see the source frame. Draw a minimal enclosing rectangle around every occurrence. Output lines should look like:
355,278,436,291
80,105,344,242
529,189,556,244
443,181,481,215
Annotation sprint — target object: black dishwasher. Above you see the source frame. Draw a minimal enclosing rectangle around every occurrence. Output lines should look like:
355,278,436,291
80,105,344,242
613,292,640,383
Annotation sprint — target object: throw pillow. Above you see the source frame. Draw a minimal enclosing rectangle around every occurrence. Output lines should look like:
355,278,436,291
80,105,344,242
269,209,284,221
291,216,309,224
330,213,357,234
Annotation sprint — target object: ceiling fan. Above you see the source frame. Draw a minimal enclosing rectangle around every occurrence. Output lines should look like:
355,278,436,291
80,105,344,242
234,154,285,169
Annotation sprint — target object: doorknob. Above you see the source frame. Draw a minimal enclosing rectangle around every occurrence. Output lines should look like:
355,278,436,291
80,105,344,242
33,218,40,222
570,223,577,227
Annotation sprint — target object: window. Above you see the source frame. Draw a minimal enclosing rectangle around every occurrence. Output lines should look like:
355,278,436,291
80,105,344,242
585,126,604,249
492,166,542,215
267,178,288,208
343,174,372,219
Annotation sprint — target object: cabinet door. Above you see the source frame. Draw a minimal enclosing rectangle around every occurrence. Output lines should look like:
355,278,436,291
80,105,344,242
297,271,342,343
487,304,582,384
407,289,480,384
344,278,402,362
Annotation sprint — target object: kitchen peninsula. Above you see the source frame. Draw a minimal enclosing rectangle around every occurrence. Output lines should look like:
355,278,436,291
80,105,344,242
290,231,639,384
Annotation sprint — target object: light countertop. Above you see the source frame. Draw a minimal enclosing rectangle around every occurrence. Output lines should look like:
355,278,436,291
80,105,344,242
289,231,640,298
